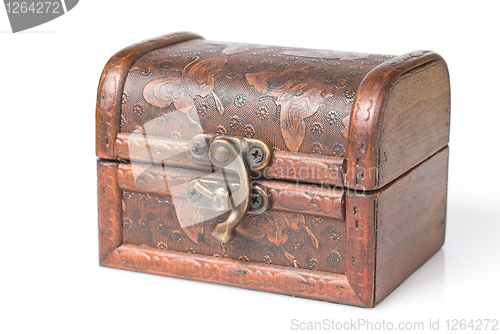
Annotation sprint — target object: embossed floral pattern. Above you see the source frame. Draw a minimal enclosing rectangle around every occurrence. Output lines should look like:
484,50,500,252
133,104,144,115
332,143,345,156
307,258,320,270
344,89,356,100
310,123,323,135
229,115,241,130
244,124,255,138
245,68,324,152
311,142,323,155
138,218,149,230
197,102,210,117
326,110,339,124
311,216,324,225
157,114,169,126
143,57,227,129
216,125,227,135
157,222,168,235
123,218,132,230
121,92,130,105
238,255,250,262
171,231,183,242
293,239,305,251
328,250,341,263
157,241,168,249
329,227,341,241
256,106,269,120
236,212,319,266
141,68,152,77
234,94,247,107
262,252,275,264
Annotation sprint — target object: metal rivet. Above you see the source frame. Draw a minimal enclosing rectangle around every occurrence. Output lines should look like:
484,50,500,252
187,188,201,202
191,141,205,155
249,147,264,163
250,192,264,210
213,145,230,163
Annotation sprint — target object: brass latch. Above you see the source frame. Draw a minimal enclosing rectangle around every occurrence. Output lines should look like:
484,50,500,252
186,134,273,244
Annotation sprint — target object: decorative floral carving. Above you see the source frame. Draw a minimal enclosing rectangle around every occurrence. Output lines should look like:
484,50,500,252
311,216,324,225
123,218,132,230
229,115,241,130
262,252,275,264
133,104,144,115
121,92,130,105
332,143,345,156
143,57,227,129
226,71,238,79
293,239,305,251
171,231,183,242
328,250,341,263
171,131,181,139
244,124,255,138
236,212,319,266
234,94,248,107
245,68,324,152
157,241,168,249
307,257,320,270
311,142,323,155
197,102,211,117
138,218,149,230
216,125,227,135
157,222,168,235
310,122,323,135
326,110,339,124
344,89,356,100
256,106,270,120
140,68,152,77
329,227,341,241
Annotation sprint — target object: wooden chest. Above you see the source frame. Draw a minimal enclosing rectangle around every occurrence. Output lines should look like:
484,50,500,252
96,32,450,307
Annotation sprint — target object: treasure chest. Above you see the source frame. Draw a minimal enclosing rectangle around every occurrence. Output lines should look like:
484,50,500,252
96,32,450,307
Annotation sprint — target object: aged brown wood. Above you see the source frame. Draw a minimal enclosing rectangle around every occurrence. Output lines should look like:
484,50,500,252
374,147,448,305
345,188,377,307
378,60,450,187
115,132,345,186
344,147,449,307
97,33,450,307
96,32,202,160
116,162,344,219
346,51,450,190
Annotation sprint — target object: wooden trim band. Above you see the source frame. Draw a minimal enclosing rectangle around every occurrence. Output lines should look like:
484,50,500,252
115,132,345,187
100,244,365,306
97,160,123,262
116,162,344,220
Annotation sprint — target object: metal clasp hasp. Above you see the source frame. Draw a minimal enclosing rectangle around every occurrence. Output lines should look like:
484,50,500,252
186,134,272,244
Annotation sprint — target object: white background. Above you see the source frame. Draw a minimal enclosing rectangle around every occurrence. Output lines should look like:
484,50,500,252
1,1,499,333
